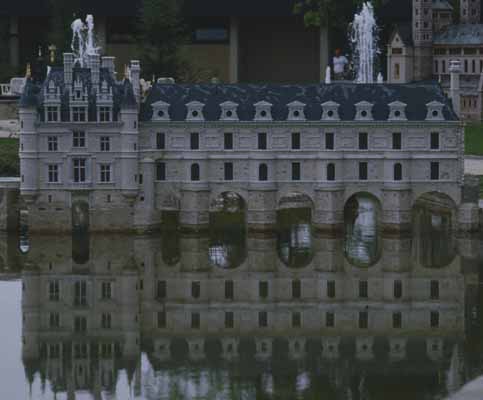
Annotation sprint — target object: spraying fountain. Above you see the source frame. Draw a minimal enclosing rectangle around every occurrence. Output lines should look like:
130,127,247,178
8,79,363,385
350,2,379,84
71,14,101,67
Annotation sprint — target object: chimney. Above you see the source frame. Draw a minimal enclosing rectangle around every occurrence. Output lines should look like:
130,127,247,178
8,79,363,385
63,53,74,85
88,54,100,86
449,60,461,117
101,56,116,77
130,60,141,103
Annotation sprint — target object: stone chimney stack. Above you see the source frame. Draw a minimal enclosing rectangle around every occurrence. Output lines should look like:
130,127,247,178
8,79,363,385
449,60,461,117
101,56,116,76
88,54,100,86
130,60,141,103
63,53,74,85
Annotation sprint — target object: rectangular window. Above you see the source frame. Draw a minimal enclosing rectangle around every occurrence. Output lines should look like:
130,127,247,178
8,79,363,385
292,311,301,328
325,132,334,150
359,311,368,329
190,132,199,150
292,162,301,181
73,159,87,183
393,312,402,328
292,280,301,299
224,132,233,150
100,164,111,183
225,280,234,300
73,131,86,148
47,106,59,122
394,280,402,299
258,133,267,150
326,311,335,327
191,281,200,299
48,136,58,151
225,311,234,329
48,165,59,183
191,312,200,329
101,313,112,329
392,132,402,150
157,280,166,299
359,281,368,298
430,280,440,299
74,281,87,306
101,282,112,300
359,162,368,180
430,162,439,180
224,162,233,181
259,281,268,299
72,107,86,122
327,280,336,298
430,311,440,328
157,311,166,328
49,280,60,301
49,312,60,328
291,132,301,150
358,132,368,150
100,136,110,152
156,162,166,181
74,316,87,332
156,132,165,149
258,311,268,328
99,107,111,122
430,132,440,149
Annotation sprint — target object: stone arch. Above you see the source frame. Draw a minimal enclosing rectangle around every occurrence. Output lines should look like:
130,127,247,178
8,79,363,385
209,190,247,213
277,191,314,211
343,192,382,268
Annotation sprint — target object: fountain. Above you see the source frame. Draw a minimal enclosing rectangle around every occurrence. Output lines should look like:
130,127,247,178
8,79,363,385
350,2,379,84
71,14,101,67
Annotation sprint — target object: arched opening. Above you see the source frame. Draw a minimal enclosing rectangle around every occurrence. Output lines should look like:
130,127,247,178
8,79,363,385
412,192,456,268
209,192,247,269
327,163,335,181
259,163,268,181
72,201,90,232
190,163,200,181
394,163,402,181
161,211,181,266
344,192,382,267
277,193,314,268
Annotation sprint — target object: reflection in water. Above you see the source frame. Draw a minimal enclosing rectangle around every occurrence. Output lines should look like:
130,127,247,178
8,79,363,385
0,214,482,399
344,193,382,267
161,212,180,266
277,208,313,268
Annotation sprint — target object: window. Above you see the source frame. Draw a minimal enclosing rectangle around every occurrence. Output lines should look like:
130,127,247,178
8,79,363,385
48,136,58,151
99,107,111,122
191,281,200,299
392,132,402,150
156,162,166,181
49,280,60,301
72,107,86,122
225,280,234,300
224,162,233,181
394,63,400,80
394,163,402,181
157,280,166,299
430,280,439,299
430,132,440,149
434,60,438,73
358,132,368,150
138,173,143,184
156,132,165,149
258,133,267,150
74,281,87,306
359,311,368,329
291,132,301,150
259,281,268,299
259,163,268,181
394,280,402,299
74,343,88,359
430,311,439,328
224,132,233,150
74,316,87,332
190,132,199,149
191,312,200,329
430,162,439,180
100,136,110,152
191,163,200,181
101,282,112,300
292,312,301,328
327,280,336,298
46,106,59,122
327,163,335,181
393,312,402,328
157,311,166,328
442,60,446,73
258,311,268,327
292,280,301,299
102,313,112,329
359,281,368,298
325,132,334,150
49,312,60,328
292,162,301,181
48,165,59,183
100,164,111,183
359,162,368,180
225,311,234,328
73,131,86,148
326,311,335,327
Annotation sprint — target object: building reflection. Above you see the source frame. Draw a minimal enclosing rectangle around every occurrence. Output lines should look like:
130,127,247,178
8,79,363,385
16,226,482,399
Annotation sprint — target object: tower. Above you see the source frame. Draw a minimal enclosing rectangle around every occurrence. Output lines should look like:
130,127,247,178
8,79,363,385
412,0,433,80
461,0,481,24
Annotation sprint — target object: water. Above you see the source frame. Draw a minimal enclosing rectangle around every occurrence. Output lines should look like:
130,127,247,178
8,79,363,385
1,208,483,399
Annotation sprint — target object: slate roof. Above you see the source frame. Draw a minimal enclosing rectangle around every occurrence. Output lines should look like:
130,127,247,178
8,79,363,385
432,0,453,11
141,81,458,122
434,24,483,45
20,67,136,121
391,23,413,46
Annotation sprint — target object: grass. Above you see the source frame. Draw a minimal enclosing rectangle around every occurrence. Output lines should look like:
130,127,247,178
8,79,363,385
0,138,19,177
465,123,483,156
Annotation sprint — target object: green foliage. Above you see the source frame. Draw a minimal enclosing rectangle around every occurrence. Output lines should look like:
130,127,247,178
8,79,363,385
465,123,483,156
0,139,19,177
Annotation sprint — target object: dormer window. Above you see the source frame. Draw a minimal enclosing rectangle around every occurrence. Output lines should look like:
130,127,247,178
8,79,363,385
355,101,374,121
287,101,306,121
426,101,445,121
254,101,273,121
388,101,407,121
321,101,340,121
220,101,239,121
99,107,111,122
46,106,59,122
186,101,205,121
151,100,171,121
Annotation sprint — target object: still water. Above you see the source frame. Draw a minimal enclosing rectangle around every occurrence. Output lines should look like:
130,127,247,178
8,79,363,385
1,204,483,400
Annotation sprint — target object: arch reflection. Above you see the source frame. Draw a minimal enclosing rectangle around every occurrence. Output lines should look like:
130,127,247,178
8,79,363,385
161,211,181,266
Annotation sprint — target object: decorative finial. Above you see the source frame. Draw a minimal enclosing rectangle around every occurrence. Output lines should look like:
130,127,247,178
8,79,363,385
124,64,129,80
25,63,31,78
48,44,57,64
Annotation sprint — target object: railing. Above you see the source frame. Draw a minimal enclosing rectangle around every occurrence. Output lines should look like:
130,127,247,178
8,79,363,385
0,84,12,96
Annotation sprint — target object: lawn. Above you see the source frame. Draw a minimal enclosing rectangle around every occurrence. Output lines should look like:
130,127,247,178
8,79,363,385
465,123,483,156
0,138,19,177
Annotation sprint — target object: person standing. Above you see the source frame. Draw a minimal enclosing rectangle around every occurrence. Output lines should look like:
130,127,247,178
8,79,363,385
333,48,349,80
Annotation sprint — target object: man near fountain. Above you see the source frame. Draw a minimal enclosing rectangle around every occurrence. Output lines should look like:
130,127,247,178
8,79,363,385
333,48,348,80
